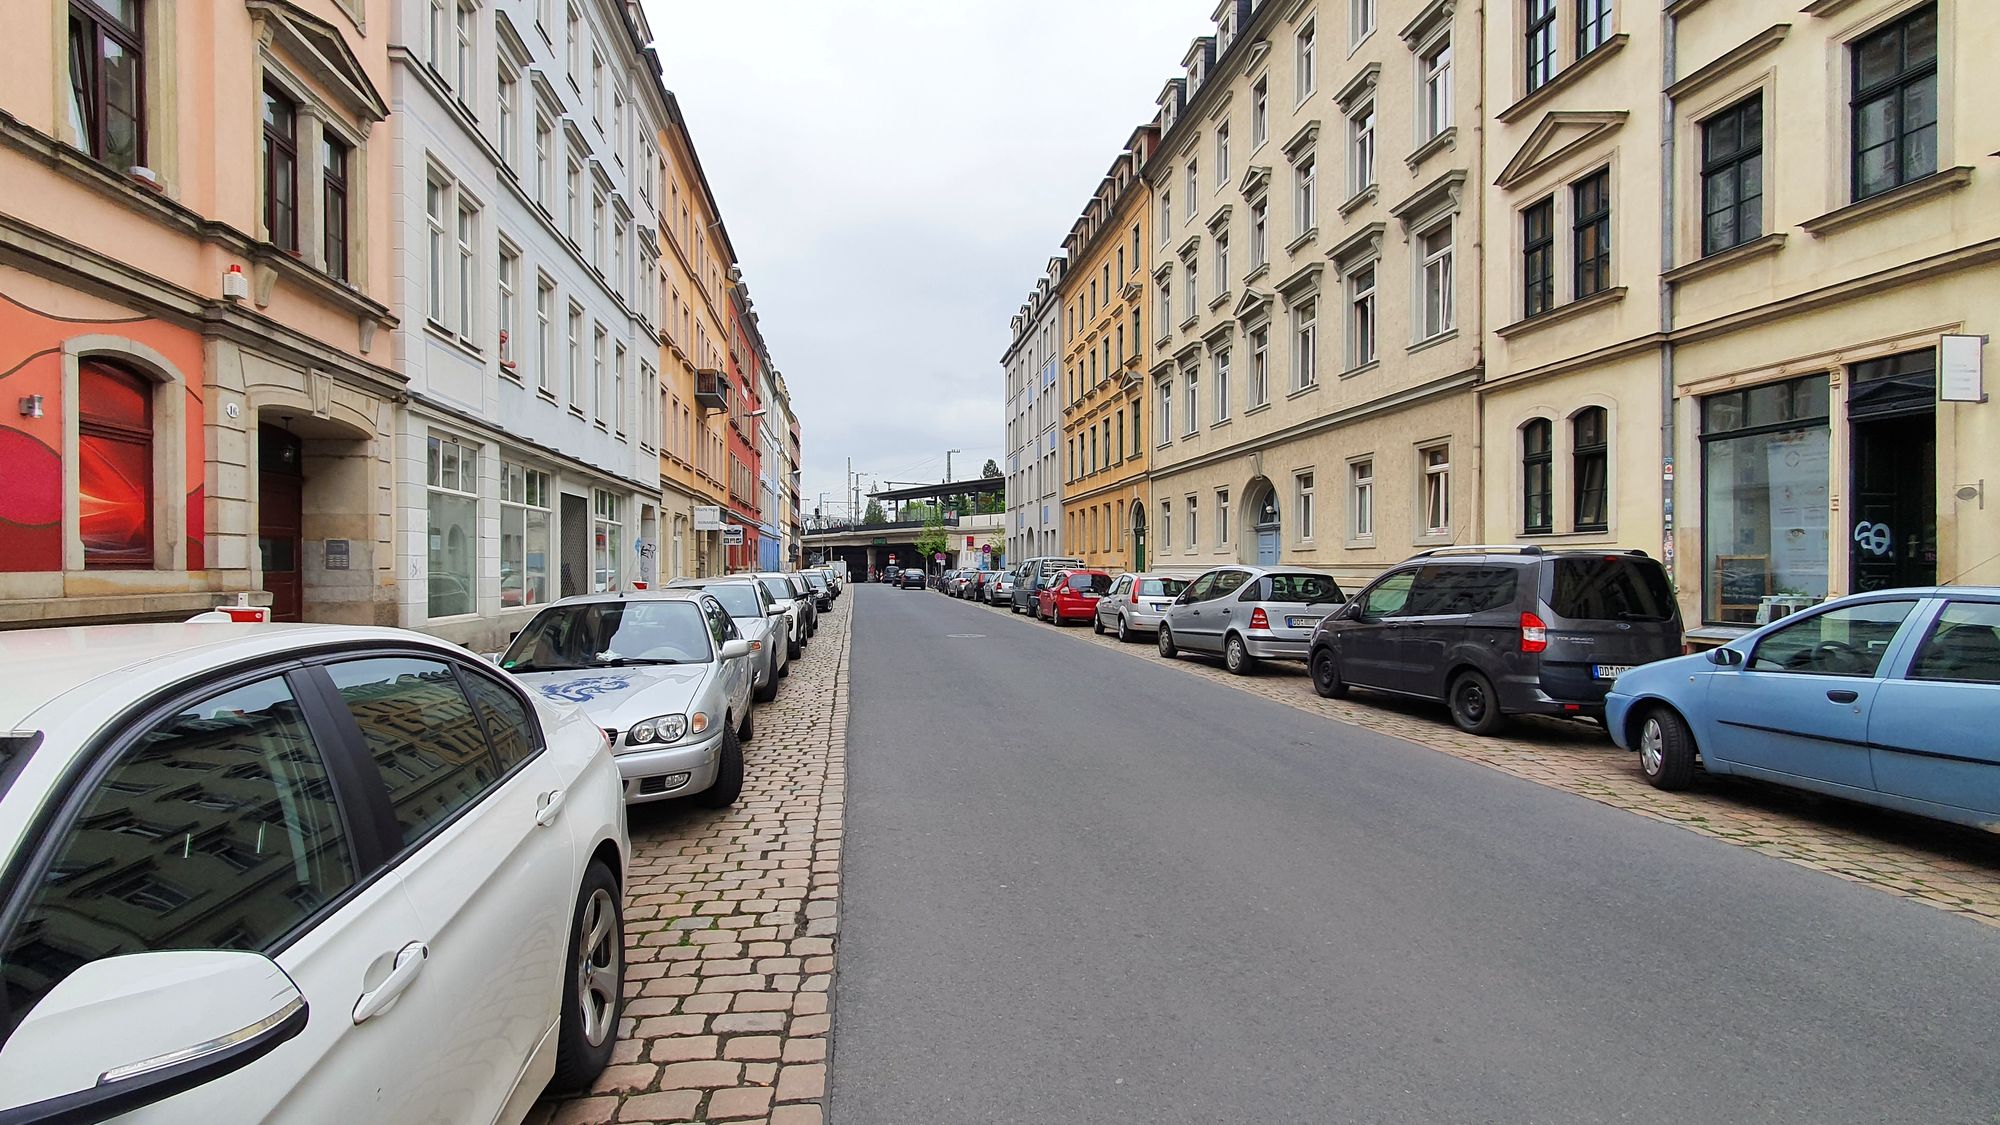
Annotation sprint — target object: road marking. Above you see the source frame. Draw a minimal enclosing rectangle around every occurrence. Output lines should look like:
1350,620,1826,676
945,633,986,639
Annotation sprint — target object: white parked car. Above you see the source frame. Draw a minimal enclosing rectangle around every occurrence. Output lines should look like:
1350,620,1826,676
748,573,811,657
666,577,789,701
0,623,628,1123
498,591,756,806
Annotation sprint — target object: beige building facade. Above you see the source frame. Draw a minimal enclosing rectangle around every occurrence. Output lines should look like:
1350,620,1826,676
1142,0,1481,589
1479,0,1999,635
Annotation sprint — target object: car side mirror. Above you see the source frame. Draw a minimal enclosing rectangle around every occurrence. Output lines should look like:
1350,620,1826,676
0,950,307,1120
1707,647,1744,667
767,606,786,617
720,639,753,660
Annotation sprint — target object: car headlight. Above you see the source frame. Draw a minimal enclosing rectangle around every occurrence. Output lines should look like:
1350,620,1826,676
624,714,689,747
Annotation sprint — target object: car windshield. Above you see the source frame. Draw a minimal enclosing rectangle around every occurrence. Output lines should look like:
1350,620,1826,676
1137,578,1187,597
1267,573,1344,604
1550,557,1677,622
1067,573,1111,594
502,600,714,671
758,577,795,603
803,574,827,590
684,583,763,620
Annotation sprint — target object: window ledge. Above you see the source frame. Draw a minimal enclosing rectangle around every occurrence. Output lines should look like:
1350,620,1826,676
1286,227,1320,254
1406,327,1459,355
1663,233,1787,285
1340,359,1380,380
1209,289,1235,312
1245,261,1271,285
1286,381,1321,400
1338,184,1378,217
1496,286,1627,338
1155,333,1174,350
1344,537,1377,550
1244,401,1274,416
1404,126,1457,174
568,406,586,419
1179,313,1202,332
1800,167,1973,236
536,387,558,404
1212,416,1232,429
1413,532,1454,547
1496,35,1630,125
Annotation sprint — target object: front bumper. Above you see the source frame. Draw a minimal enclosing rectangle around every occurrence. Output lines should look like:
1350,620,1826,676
615,728,724,805
1604,693,1638,748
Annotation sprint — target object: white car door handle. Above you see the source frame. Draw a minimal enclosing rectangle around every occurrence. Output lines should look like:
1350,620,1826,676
353,941,427,1024
536,788,567,826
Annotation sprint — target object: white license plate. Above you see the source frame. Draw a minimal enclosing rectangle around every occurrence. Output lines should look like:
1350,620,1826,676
1286,616,1322,629
1594,664,1633,680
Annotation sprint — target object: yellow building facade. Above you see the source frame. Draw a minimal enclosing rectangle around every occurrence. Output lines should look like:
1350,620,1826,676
1059,126,1159,573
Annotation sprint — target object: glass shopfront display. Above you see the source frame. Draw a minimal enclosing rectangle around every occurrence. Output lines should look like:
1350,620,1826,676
1700,375,1831,624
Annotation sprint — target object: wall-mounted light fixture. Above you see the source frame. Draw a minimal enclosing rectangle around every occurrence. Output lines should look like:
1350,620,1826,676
17,395,43,418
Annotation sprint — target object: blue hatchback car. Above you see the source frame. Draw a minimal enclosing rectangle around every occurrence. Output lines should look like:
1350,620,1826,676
1605,588,2000,831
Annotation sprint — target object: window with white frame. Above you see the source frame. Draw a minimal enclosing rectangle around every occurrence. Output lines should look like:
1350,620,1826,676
1250,198,1268,267
455,197,477,342
426,434,478,618
453,0,474,100
424,176,448,325
1214,230,1230,291
1216,121,1231,183
1216,489,1230,545
1297,20,1317,99
611,214,626,296
1187,494,1199,549
565,154,582,242
1214,346,1231,422
500,462,550,608
1349,100,1375,195
533,112,554,210
565,4,581,81
497,243,518,372
1421,444,1451,535
1186,159,1198,204
425,0,446,74
1352,0,1376,44
1250,326,1270,406
592,489,621,592
1184,364,1199,435
1158,272,1172,331
1294,152,1316,235
1348,264,1376,367
1184,254,1200,320
1292,298,1318,390
1161,500,1172,549
1160,190,1172,243
612,343,627,436
565,303,582,407
1252,78,1269,145
1418,219,1454,338
589,188,605,270
590,51,604,123
497,63,518,170
1295,472,1315,541
534,276,554,391
591,325,607,424
1350,458,1374,538
1419,34,1454,142
1156,376,1172,443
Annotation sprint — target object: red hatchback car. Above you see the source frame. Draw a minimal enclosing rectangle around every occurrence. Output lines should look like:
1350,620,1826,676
1037,569,1112,625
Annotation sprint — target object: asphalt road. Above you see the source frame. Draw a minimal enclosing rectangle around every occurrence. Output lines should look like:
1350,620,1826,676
827,582,2000,1125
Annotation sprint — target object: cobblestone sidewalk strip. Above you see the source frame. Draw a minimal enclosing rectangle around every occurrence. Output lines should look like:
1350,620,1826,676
538,598,851,1125
1035,605,2000,928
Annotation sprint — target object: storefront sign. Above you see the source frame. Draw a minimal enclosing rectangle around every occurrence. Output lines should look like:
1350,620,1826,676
1940,334,1986,403
722,525,745,546
694,506,724,530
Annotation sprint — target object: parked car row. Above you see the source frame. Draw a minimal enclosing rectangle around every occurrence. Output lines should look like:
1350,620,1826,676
0,566,846,1123
956,547,1999,831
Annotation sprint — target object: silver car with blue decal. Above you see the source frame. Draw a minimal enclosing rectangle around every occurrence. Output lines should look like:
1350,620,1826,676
499,592,756,807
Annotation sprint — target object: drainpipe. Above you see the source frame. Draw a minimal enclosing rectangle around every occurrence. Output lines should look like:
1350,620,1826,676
1659,7,1680,587
1469,0,1488,546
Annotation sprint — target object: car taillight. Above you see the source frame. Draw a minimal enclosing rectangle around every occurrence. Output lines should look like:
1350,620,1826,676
1520,612,1548,653
1250,607,1270,630
1131,588,1141,604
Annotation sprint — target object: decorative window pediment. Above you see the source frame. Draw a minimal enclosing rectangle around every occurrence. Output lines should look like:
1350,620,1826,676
1233,287,1273,322
1333,63,1380,112
1283,119,1322,160
1328,221,1385,277
1494,112,1628,190
1207,204,1234,232
1276,261,1324,303
1390,168,1466,229
1399,0,1456,47
248,0,388,123
1239,164,1273,198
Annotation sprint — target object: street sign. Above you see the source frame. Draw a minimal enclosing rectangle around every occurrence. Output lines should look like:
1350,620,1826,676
934,552,945,563
694,506,724,531
1941,333,1986,402
722,526,745,546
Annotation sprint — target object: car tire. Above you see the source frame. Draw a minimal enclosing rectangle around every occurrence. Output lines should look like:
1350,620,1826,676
1093,613,1105,634
1309,648,1348,698
1638,707,1697,790
788,637,802,660
755,659,779,703
1224,633,1259,675
1448,670,1508,736
737,705,755,743
696,722,745,808
548,861,623,1094
778,656,791,679
1116,615,1132,643
1158,625,1179,659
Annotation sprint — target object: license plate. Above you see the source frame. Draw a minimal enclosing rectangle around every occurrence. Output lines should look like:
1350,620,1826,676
1147,601,1170,611
1286,616,1322,629
1594,664,1633,680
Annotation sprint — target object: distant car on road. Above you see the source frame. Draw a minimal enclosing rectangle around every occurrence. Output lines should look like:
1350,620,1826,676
985,570,1016,605
1037,568,1112,625
1010,557,1085,615
799,570,833,610
1095,573,1189,641
1606,587,2000,829
898,568,927,590
0,622,629,1120
1308,546,1680,734
1159,566,1344,674
949,571,977,598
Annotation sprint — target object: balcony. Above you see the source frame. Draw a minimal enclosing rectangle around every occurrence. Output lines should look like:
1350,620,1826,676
695,368,730,412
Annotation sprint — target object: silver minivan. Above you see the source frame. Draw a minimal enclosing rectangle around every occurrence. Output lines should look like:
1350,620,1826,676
1158,566,1346,674
1009,556,1084,615
1094,573,1190,641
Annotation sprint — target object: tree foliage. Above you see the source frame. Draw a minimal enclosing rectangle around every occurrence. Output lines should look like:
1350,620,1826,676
913,503,950,563
982,458,1001,478
862,499,887,526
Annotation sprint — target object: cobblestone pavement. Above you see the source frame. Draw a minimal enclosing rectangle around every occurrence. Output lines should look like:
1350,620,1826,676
1001,599,2000,928
535,597,850,1125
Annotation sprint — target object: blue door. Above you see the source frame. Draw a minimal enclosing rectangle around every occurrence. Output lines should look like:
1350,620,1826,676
1256,529,1279,565
1868,599,2000,818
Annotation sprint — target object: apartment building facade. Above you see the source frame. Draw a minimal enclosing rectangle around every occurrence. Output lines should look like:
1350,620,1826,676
1141,0,1481,586
1058,126,1158,573
0,0,402,629
1002,258,1067,562
1479,0,2000,632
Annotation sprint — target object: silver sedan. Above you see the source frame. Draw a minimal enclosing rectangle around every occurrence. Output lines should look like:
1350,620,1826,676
1093,573,1190,642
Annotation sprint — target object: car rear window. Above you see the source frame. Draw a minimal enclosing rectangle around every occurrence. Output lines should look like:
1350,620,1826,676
1264,573,1344,604
1137,578,1186,597
1068,573,1111,593
1550,557,1677,622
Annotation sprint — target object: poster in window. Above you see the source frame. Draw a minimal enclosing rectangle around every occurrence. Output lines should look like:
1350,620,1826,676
1764,430,1829,595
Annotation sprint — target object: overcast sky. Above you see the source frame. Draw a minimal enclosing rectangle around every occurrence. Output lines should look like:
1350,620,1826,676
642,0,1215,519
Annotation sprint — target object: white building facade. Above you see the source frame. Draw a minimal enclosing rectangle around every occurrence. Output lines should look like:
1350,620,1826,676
1002,258,1067,563
388,0,665,649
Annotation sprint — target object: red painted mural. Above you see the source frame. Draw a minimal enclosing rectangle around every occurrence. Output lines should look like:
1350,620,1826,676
0,288,205,572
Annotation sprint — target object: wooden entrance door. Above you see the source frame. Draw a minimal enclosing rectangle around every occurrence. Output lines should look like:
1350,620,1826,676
258,427,304,622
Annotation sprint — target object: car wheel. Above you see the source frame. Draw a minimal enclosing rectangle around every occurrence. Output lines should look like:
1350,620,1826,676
1224,633,1259,675
548,862,623,1093
1638,707,1697,790
696,722,745,808
1093,612,1106,634
755,658,779,703
1116,614,1132,643
1448,670,1507,736
1309,648,1348,698
778,656,791,679
787,634,802,660
737,706,755,743
1157,625,1179,659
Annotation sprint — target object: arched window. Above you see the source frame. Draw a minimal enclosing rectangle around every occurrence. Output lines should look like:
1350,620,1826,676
1572,407,1608,532
78,359,154,568
1521,419,1552,534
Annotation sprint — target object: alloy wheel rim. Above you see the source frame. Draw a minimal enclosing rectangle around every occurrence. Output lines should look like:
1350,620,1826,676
576,887,620,1047
1640,720,1664,775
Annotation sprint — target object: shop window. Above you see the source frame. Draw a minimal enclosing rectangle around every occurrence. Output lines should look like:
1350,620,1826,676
501,463,550,608
1701,375,1830,623
426,435,478,617
78,359,154,569
593,489,621,592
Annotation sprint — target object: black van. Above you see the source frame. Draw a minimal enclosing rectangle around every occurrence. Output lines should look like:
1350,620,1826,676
1306,546,1683,734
